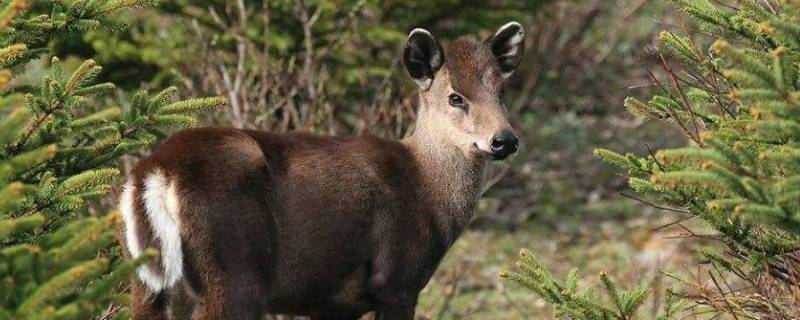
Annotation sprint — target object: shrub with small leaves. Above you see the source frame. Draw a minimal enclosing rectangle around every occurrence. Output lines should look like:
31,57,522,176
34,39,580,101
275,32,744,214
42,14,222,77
0,1,224,319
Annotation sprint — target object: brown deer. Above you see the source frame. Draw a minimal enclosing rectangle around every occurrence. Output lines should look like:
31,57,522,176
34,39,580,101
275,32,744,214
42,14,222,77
119,22,525,320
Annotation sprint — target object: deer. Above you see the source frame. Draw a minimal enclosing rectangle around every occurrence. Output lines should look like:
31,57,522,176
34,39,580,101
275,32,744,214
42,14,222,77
118,21,525,320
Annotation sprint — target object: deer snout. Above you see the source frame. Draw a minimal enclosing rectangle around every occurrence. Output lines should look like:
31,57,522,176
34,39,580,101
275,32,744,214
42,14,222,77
489,129,519,160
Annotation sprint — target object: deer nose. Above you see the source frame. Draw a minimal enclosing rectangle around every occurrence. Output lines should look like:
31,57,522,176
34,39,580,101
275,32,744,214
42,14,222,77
490,129,519,160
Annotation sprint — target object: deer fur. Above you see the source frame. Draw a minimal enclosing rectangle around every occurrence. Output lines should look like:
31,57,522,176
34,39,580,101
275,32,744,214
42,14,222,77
119,22,525,320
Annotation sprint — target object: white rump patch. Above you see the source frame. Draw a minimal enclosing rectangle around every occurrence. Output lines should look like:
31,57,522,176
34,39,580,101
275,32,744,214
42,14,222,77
142,170,184,293
121,173,184,293
120,181,166,292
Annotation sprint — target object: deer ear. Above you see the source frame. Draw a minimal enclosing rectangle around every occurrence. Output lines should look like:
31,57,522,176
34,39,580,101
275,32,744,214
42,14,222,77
486,22,525,79
403,28,444,90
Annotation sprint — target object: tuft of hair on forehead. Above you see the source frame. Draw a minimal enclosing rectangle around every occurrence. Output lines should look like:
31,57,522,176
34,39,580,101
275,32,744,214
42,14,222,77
444,36,502,99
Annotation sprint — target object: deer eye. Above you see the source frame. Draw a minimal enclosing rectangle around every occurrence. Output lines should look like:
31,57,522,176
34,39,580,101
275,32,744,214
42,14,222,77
448,93,467,109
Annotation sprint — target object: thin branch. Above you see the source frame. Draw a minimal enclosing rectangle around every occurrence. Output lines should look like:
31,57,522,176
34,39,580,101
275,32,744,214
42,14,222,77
658,53,703,146
619,192,690,213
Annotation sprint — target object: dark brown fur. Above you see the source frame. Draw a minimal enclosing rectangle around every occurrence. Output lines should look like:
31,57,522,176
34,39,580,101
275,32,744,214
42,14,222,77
446,36,503,100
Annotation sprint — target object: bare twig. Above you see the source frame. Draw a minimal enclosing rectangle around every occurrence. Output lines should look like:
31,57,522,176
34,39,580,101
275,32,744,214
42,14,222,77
619,192,690,214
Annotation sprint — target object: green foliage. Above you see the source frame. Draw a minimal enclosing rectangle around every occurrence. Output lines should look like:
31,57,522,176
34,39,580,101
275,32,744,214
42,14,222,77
68,0,554,135
624,0,800,256
90,0,548,87
0,0,224,318
501,249,673,320
507,0,800,318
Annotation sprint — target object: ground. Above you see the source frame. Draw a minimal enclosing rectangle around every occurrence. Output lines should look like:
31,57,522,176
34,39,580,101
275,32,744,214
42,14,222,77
416,206,706,319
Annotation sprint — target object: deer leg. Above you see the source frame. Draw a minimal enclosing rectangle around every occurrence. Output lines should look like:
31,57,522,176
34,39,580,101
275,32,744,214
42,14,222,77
190,272,264,320
368,242,417,320
375,303,416,320
130,279,169,320
191,293,261,320
163,282,198,320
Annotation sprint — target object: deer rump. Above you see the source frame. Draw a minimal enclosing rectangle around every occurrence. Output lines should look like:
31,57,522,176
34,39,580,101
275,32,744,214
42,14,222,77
120,127,446,318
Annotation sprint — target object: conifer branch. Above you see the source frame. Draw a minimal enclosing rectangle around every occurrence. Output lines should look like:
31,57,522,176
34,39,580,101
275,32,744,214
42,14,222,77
0,1,222,318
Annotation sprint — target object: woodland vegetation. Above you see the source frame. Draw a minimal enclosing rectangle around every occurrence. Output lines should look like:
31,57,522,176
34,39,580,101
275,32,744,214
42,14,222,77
1,0,798,319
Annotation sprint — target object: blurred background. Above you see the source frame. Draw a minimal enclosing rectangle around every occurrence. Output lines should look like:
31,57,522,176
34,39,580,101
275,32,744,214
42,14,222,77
47,0,697,318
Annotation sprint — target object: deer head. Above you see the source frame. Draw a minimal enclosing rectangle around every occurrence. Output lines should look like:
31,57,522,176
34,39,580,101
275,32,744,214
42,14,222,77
404,22,525,161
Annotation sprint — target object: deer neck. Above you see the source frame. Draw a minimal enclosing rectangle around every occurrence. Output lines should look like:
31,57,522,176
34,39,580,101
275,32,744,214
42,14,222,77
402,106,486,246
